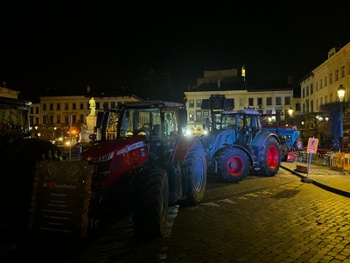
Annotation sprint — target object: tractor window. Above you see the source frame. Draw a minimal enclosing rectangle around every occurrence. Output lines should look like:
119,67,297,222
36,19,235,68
0,105,29,137
137,111,152,129
120,108,161,138
221,115,235,129
244,116,251,126
165,112,178,135
120,110,132,137
237,115,244,127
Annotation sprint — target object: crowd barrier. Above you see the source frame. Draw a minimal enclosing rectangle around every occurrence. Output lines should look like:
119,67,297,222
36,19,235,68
330,153,350,172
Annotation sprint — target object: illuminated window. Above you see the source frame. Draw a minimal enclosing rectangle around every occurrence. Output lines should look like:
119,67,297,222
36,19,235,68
189,111,194,121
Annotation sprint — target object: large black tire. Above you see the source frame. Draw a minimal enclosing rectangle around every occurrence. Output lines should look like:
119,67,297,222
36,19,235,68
131,164,169,239
256,136,281,177
217,147,250,183
179,141,207,206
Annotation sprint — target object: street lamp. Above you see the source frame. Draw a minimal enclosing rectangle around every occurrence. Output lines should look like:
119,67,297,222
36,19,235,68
337,84,346,152
288,106,293,125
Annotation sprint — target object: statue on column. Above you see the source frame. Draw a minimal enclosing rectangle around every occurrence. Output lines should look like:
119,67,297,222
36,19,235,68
81,97,97,142
89,97,96,116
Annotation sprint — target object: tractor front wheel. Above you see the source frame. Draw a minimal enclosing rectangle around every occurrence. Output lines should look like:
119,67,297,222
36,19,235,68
217,147,250,183
256,136,281,177
131,164,169,239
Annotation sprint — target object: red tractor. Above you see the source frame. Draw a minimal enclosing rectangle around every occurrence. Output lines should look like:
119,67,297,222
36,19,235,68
31,101,207,239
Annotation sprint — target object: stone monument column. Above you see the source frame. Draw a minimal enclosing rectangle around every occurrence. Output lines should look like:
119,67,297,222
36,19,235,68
80,97,97,142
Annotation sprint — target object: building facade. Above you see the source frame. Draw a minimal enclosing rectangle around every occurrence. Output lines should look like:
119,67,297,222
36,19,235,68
29,94,142,142
0,86,20,99
300,41,350,148
184,69,295,134
300,44,350,113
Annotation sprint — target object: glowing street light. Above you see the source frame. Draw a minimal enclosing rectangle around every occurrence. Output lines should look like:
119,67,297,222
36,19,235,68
288,106,293,125
337,84,346,152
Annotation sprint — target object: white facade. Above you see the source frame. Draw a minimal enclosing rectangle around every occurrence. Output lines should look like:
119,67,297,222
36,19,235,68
0,87,20,99
300,43,350,114
28,94,141,141
184,69,294,133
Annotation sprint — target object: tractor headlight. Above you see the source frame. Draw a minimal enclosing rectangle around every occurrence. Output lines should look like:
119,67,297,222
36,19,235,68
184,128,193,136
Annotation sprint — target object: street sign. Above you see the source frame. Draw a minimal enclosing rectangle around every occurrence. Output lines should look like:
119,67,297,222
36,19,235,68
307,137,319,154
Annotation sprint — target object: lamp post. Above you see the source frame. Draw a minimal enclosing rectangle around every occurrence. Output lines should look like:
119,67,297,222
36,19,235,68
288,106,293,125
337,84,346,152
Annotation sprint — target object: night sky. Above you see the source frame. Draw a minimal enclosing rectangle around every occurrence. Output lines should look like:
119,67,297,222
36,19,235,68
1,2,349,101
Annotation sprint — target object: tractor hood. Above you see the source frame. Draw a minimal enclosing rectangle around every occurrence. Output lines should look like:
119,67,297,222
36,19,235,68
81,135,146,159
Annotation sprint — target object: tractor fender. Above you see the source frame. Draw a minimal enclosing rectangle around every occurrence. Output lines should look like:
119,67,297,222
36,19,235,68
251,131,281,163
252,130,280,148
172,135,202,164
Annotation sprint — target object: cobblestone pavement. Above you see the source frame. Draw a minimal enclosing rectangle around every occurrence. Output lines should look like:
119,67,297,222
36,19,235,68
165,168,350,263
2,163,350,263
281,161,350,197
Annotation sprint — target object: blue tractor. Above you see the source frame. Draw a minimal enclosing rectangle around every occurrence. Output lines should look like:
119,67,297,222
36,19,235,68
261,124,303,162
201,95,282,183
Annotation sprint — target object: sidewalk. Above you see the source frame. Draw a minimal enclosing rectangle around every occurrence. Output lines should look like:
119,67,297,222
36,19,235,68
281,161,350,197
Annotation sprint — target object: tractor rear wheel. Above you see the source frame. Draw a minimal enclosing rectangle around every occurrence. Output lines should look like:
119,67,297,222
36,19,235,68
256,136,281,177
217,147,250,183
132,164,169,239
179,140,207,206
